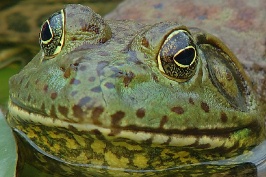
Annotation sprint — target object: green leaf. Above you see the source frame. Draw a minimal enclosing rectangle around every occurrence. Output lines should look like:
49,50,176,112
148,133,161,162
0,110,17,177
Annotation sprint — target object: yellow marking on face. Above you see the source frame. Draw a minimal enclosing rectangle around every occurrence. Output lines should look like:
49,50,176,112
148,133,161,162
91,140,106,154
65,137,78,149
50,143,61,153
40,135,49,146
159,149,176,166
105,151,129,168
133,154,148,168
49,131,60,139
75,152,89,163
33,126,42,132
26,128,38,139
73,134,86,148
90,158,104,166
175,151,198,163
151,159,161,169
112,141,142,151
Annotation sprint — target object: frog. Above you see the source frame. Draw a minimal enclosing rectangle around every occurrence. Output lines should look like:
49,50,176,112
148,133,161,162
6,4,266,177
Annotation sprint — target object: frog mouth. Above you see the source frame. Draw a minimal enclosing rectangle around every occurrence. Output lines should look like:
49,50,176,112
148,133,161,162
8,98,262,151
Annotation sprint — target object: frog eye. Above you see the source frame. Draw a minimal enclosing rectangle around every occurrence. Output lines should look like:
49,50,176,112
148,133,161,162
157,30,198,82
39,9,65,58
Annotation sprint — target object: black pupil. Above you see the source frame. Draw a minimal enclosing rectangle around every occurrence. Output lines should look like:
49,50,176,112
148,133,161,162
174,48,195,66
41,21,52,41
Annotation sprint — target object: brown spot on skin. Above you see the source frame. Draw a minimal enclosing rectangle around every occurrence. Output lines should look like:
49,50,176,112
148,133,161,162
225,71,233,81
92,106,104,125
108,128,121,136
60,67,65,71
58,105,69,117
71,36,77,41
72,105,85,119
123,71,135,87
189,98,194,105
99,38,109,43
160,116,168,128
111,111,125,126
201,102,210,113
73,63,79,67
152,73,159,82
89,129,102,136
64,68,71,78
82,24,100,34
171,106,184,114
50,105,57,118
50,92,57,100
220,112,228,123
136,108,145,118
70,78,81,85
43,85,48,93
104,82,115,89
141,37,149,48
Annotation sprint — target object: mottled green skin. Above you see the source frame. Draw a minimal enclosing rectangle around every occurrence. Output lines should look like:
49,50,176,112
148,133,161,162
6,4,265,177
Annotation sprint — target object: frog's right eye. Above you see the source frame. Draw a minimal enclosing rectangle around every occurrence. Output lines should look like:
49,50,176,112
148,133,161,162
39,9,65,58
157,30,198,82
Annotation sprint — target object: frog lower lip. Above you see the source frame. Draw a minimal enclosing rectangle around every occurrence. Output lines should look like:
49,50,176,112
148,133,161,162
9,97,257,136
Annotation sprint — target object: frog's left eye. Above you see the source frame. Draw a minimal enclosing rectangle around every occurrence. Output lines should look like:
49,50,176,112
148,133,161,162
157,30,198,82
39,9,65,58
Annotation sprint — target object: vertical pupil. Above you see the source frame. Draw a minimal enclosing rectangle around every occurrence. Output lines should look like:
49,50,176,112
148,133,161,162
41,21,52,41
174,48,195,66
